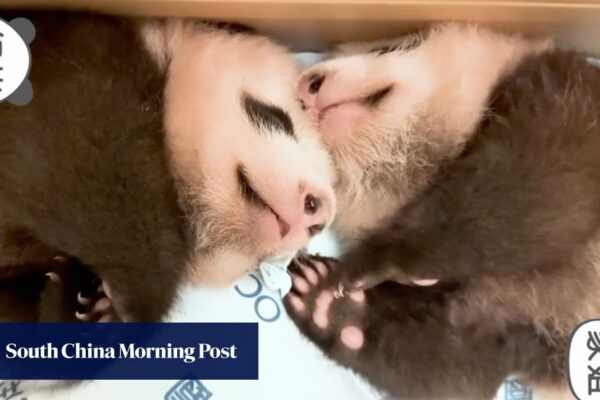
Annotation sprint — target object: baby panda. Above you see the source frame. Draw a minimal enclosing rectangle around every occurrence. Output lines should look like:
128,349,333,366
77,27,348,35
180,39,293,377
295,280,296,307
0,10,335,323
284,24,600,399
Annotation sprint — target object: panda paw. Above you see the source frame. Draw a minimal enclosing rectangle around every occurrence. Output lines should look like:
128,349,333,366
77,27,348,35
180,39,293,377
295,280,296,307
283,254,369,359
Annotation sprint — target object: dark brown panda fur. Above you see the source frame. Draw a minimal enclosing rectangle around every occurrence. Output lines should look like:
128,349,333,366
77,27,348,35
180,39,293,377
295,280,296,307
0,10,190,322
286,50,600,399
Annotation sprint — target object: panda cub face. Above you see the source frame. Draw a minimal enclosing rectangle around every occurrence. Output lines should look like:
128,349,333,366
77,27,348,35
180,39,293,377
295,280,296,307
146,22,336,285
297,24,551,242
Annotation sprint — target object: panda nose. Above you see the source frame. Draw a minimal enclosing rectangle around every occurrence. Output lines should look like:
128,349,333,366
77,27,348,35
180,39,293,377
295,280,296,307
268,185,334,240
297,72,329,120
305,194,326,237
302,190,331,238
308,74,325,94
308,223,325,237
304,194,321,215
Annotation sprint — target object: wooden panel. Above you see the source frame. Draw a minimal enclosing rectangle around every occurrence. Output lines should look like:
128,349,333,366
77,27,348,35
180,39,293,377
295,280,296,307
2,0,599,50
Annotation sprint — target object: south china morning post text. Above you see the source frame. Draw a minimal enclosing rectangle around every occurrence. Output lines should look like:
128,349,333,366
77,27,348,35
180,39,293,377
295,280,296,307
0,323,258,380
5,342,238,364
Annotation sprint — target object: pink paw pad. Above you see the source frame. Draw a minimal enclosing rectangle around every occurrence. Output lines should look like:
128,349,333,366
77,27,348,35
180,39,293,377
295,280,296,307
312,290,334,329
340,326,364,350
313,311,328,329
413,279,439,286
94,297,112,312
98,314,113,323
354,279,366,289
288,294,305,313
348,290,365,303
102,281,113,299
302,265,319,285
293,276,310,293
315,261,328,277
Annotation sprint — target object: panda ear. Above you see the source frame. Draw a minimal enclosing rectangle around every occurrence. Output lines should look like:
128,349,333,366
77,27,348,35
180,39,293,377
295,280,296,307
9,18,36,45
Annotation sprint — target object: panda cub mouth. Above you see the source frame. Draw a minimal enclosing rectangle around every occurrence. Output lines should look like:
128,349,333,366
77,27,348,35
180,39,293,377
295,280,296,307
236,164,290,237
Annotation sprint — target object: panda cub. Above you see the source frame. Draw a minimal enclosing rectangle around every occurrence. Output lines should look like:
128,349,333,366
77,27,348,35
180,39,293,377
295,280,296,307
285,24,600,399
0,11,335,323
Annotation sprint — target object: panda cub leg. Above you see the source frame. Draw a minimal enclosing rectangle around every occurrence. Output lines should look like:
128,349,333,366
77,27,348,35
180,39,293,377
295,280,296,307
42,258,121,322
284,254,554,399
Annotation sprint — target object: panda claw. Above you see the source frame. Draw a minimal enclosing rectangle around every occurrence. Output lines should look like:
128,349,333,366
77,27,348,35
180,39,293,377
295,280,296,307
75,311,92,321
45,272,61,283
77,291,91,305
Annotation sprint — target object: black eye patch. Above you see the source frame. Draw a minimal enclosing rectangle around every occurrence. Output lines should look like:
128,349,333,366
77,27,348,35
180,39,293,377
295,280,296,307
368,33,423,56
236,164,268,209
369,45,401,56
242,93,295,139
363,85,394,107
206,21,256,35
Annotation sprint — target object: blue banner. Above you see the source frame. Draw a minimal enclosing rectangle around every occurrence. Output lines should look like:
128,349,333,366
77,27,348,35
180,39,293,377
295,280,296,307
0,323,258,380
